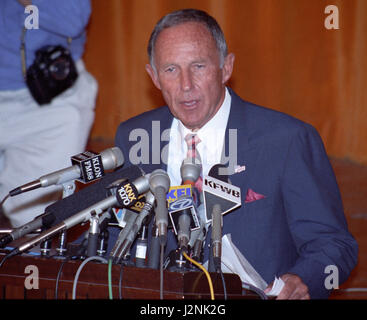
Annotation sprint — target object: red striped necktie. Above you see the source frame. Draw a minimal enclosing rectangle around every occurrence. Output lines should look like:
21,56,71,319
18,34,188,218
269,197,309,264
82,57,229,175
184,133,203,192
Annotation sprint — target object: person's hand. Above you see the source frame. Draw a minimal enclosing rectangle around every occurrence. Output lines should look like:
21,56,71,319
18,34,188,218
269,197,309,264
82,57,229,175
18,0,32,7
265,273,310,300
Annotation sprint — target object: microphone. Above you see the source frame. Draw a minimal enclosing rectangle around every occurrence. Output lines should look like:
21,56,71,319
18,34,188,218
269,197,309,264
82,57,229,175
191,224,207,262
177,208,191,251
173,157,202,250
149,169,170,245
180,156,202,205
8,147,124,196
110,191,155,264
204,164,241,272
43,165,142,227
211,203,223,271
109,209,138,263
168,194,200,250
0,212,55,248
202,173,241,224
189,205,207,262
180,157,201,186
0,162,141,250
5,172,150,258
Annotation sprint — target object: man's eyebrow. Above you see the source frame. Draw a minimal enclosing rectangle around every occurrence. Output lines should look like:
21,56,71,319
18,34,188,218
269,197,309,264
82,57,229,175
159,62,178,70
158,57,208,70
191,59,207,64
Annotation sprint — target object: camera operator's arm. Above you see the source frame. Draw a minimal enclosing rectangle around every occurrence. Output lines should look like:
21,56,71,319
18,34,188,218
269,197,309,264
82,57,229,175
23,0,91,38
18,0,32,7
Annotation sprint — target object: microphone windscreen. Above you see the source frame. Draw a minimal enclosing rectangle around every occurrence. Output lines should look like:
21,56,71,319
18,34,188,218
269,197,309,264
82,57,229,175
45,165,143,226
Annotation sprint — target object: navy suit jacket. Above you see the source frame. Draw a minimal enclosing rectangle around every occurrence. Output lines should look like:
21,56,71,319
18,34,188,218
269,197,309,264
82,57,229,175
114,88,358,299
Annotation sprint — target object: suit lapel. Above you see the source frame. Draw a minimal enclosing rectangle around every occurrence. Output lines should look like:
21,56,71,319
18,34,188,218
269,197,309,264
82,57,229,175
222,89,263,200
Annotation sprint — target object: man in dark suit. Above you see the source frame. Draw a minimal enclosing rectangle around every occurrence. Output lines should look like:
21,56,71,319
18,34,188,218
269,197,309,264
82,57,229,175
114,9,358,299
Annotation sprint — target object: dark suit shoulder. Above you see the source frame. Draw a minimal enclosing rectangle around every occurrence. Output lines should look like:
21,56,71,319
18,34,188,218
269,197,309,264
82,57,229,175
114,105,173,159
118,106,171,129
115,106,171,138
233,93,318,142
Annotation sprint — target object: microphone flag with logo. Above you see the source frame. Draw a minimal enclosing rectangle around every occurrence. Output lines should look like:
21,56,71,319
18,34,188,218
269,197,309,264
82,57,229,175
202,175,241,223
9,147,124,197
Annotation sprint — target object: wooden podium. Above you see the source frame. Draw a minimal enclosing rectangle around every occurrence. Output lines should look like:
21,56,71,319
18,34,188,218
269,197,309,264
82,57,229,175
0,251,261,299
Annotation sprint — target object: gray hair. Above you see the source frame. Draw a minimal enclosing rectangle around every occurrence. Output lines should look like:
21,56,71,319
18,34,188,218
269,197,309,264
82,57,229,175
147,9,228,70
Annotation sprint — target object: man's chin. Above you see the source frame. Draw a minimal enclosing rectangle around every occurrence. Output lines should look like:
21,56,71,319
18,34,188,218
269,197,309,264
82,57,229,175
182,122,203,131
176,114,202,130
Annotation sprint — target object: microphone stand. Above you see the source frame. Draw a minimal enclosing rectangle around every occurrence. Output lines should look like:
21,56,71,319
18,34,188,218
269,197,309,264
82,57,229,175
134,224,149,268
41,180,76,257
167,211,197,272
86,213,99,257
166,247,192,272
147,221,161,269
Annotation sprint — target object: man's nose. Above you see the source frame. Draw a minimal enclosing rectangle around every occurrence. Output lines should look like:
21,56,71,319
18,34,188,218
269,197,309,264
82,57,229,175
180,70,193,91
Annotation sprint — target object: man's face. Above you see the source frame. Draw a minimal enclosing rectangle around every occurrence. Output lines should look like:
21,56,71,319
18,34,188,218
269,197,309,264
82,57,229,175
146,22,234,131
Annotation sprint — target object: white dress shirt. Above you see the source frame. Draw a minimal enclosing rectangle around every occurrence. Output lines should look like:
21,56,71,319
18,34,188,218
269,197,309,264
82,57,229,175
167,87,231,186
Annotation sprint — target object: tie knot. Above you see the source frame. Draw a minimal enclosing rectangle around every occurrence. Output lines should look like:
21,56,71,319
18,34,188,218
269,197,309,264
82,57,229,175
183,134,203,194
184,134,201,149
184,133,201,162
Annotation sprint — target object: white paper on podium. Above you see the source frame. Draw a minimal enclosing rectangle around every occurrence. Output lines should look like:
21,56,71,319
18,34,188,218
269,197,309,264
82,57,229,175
205,234,284,297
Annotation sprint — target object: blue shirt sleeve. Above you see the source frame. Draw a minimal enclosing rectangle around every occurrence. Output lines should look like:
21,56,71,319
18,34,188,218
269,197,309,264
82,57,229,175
32,0,91,38
0,0,92,90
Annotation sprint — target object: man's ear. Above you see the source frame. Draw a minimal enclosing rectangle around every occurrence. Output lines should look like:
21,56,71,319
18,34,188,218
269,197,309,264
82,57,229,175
221,53,235,84
145,64,161,90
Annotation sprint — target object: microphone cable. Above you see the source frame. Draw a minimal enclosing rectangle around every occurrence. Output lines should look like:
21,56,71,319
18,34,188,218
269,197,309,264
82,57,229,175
108,257,113,299
242,282,268,300
108,258,127,300
118,263,124,299
72,255,108,299
219,268,228,300
182,251,214,300
55,257,70,299
0,251,11,269
160,243,164,300
55,236,89,299
0,194,9,208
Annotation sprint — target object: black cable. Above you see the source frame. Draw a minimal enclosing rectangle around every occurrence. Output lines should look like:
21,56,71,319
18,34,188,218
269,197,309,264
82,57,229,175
54,239,87,299
55,257,70,299
160,243,164,300
0,253,10,269
0,246,19,268
0,194,9,208
219,269,228,300
118,264,124,299
242,282,268,300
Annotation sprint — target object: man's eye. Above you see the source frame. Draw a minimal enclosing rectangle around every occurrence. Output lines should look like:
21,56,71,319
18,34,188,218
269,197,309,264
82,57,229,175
165,67,175,73
195,64,205,69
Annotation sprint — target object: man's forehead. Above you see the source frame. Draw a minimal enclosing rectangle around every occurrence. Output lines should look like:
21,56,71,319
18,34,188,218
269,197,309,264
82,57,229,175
155,21,214,47
153,22,218,63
